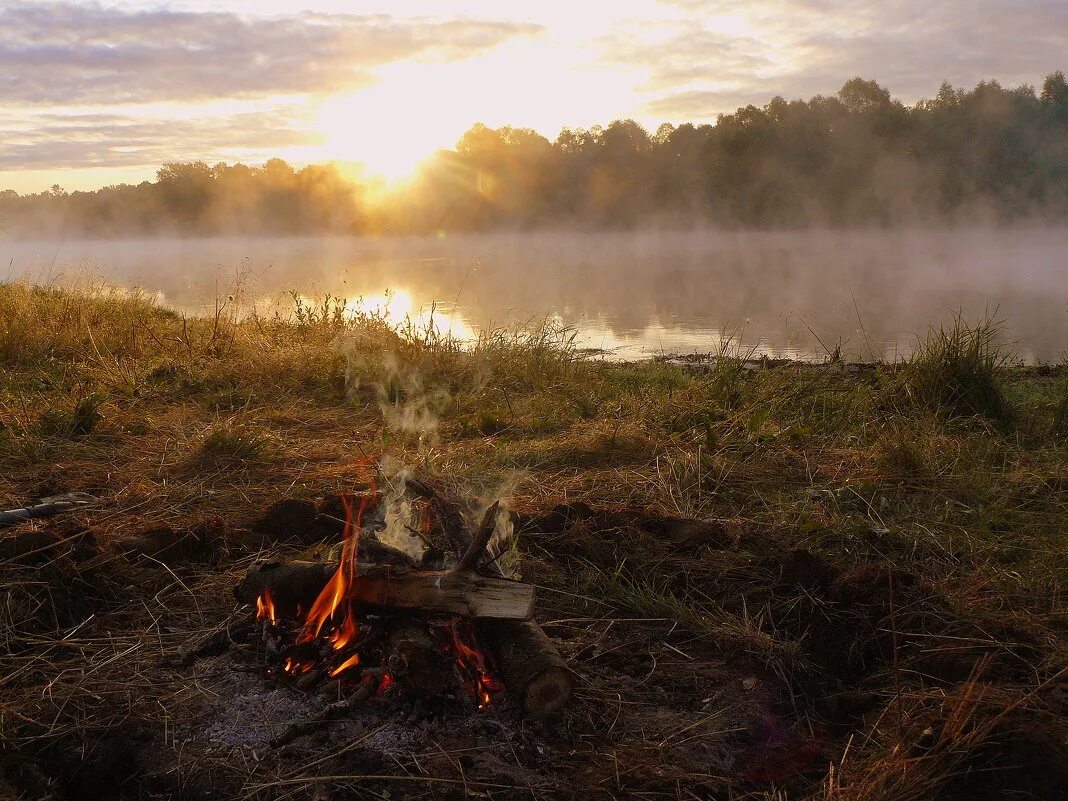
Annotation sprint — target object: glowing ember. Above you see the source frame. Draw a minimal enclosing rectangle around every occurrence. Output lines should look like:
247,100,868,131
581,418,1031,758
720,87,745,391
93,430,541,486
375,672,395,696
282,657,314,675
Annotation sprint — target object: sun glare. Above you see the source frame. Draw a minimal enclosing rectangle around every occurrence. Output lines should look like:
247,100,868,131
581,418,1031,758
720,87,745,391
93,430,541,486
316,81,464,185
293,288,475,340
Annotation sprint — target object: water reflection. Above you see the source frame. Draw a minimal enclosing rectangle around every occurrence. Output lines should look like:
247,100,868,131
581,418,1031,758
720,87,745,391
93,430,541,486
3,229,1066,362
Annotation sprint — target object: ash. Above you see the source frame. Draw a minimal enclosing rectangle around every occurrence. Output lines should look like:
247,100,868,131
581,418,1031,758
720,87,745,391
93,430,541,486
195,655,329,748
189,651,532,765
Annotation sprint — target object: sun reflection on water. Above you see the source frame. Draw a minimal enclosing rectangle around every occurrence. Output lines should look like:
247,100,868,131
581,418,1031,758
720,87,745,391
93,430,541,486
292,288,477,342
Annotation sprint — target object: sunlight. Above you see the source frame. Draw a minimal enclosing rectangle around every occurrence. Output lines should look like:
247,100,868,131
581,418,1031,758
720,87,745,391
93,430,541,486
290,288,477,340
315,74,468,184
346,289,476,339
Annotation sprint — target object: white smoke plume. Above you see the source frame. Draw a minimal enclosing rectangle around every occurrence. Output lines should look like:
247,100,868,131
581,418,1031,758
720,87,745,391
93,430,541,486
376,456,426,560
472,470,525,578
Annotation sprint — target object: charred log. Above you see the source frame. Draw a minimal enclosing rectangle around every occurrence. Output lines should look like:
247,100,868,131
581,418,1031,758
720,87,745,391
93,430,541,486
479,620,574,716
387,617,448,697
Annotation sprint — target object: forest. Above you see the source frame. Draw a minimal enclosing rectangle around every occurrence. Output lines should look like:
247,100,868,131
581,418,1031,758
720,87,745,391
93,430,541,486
3,72,1068,236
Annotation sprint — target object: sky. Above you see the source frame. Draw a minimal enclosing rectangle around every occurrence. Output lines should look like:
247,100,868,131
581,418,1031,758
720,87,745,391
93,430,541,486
2,0,1065,193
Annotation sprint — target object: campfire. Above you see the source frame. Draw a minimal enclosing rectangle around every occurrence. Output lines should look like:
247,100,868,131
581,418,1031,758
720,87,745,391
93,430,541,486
234,483,573,723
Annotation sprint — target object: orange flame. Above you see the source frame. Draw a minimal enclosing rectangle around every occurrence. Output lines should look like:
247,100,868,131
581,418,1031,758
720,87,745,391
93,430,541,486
450,619,503,709
282,657,314,675
299,479,377,645
328,653,361,678
256,587,277,624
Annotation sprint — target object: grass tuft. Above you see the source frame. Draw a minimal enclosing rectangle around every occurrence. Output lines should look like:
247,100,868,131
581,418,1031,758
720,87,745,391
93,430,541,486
895,313,1013,424
195,423,273,466
37,392,105,438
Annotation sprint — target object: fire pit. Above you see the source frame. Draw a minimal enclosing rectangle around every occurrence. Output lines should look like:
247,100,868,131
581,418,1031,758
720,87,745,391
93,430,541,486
232,484,574,736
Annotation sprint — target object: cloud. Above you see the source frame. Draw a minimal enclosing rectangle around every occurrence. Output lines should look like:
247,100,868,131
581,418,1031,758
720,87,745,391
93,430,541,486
635,0,1068,119
602,28,774,91
0,2,543,105
0,108,319,170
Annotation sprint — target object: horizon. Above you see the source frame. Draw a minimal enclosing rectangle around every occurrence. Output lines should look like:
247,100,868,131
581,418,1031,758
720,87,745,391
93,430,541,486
2,0,1066,194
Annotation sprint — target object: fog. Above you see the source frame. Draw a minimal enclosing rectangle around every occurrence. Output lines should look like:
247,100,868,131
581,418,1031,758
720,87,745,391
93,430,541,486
3,228,1067,362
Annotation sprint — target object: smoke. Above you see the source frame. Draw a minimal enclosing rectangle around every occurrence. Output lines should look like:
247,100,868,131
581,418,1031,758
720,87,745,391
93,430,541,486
340,338,442,559
340,332,527,569
472,471,525,579
375,457,426,560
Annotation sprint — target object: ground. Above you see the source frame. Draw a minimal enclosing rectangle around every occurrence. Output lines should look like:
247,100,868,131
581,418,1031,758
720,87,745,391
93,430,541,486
1,283,1067,800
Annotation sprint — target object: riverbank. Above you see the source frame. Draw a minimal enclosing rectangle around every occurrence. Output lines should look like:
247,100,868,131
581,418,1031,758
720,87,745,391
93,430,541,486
2,282,1066,799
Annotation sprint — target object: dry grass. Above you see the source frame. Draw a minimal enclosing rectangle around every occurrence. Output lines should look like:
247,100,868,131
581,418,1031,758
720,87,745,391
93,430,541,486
1,282,1066,800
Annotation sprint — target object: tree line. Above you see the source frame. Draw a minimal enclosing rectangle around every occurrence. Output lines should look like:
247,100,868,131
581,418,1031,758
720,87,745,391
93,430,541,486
3,72,1068,236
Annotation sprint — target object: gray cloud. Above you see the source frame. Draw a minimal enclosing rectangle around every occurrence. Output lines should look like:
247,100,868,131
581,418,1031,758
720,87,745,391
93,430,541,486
0,109,319,170
603,28,773,91
640,0,1068,119
0,2,543,105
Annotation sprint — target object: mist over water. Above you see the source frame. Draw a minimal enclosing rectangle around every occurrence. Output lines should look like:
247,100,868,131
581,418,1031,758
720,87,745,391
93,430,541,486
3,229,1067,362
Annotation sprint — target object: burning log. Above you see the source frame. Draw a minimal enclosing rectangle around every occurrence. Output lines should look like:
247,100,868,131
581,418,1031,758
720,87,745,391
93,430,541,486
235,561,535,621
441,496,576,715
479,620,574,716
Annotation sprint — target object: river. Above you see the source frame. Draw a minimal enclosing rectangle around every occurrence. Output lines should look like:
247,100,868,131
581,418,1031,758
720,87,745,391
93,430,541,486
3,228,1066,362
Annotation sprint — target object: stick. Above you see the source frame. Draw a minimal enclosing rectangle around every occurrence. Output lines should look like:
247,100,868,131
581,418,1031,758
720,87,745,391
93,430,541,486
0,493,98,528
456,501,500,573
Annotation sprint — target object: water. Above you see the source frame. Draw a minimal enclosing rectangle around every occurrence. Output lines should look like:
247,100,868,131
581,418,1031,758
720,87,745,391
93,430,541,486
3,229,1067,362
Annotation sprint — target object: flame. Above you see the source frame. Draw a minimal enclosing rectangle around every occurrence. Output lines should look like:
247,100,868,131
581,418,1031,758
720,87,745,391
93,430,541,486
299,485,376,645
256,587,277,624
329,653,361,678
449,619,503,709
282,657,314,675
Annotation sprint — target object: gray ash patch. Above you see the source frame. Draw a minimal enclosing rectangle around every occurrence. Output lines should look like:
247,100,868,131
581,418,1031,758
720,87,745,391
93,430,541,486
190,652,328,748
185,650,535,765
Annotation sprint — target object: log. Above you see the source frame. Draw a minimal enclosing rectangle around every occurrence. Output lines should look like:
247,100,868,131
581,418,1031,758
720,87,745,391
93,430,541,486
443,498,575,715
479,620,574,716
235,561,535,621
386,617,448,697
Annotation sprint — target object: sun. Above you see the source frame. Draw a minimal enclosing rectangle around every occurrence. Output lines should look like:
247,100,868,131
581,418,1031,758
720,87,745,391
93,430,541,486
315,75,472,185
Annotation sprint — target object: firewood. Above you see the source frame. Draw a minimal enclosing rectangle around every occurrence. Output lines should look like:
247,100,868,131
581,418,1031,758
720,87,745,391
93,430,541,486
386,617,448,696
444,498,576,715
479,620,574,716
456,501,500,573
235,561,535,620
